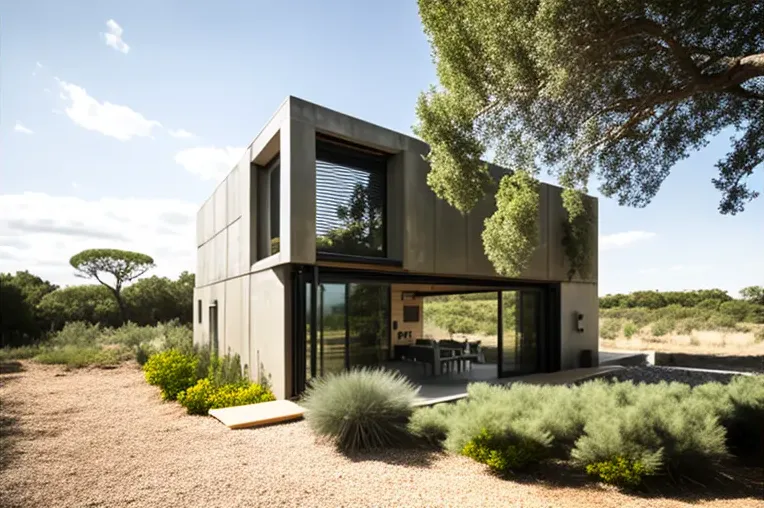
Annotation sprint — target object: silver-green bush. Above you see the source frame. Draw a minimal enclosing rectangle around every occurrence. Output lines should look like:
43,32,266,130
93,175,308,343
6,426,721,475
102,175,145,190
302,368,419,452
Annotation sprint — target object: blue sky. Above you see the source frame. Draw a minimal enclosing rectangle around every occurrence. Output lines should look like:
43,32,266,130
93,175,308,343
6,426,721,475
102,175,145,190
2,1,762,296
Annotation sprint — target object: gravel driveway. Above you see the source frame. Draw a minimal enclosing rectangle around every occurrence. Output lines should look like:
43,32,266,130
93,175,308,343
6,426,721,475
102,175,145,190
1,361,761,508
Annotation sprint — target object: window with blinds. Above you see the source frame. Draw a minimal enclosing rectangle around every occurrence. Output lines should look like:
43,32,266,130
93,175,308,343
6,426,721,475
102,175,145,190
315,139,387,258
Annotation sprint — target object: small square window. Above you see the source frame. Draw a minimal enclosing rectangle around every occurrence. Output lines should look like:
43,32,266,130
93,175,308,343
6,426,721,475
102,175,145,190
403,305,419,323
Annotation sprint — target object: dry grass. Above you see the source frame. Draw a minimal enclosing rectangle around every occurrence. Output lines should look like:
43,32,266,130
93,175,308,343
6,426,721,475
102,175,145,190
601,328,764,356
1,361,761,508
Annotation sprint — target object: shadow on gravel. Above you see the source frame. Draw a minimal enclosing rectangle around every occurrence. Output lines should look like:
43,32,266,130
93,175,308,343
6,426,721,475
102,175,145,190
0,401,23,473
0,361,24,375
491,459,763,502
346,445,443,468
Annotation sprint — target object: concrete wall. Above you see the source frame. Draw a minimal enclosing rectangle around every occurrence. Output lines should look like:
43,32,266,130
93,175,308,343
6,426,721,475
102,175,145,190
249,266,291,399
559,281,599,370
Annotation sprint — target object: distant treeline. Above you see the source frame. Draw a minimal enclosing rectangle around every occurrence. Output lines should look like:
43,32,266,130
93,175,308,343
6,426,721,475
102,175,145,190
1,270,194,348
599,287,764,310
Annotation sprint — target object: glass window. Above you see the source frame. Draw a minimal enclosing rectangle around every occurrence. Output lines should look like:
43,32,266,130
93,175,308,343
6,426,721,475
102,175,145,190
269,162,280,254
256,157,280,259
348,283,389,368
315,140,386,258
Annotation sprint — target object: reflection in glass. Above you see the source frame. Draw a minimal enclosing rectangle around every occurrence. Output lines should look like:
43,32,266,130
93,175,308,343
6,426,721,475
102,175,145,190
320,284,346,375
315,154,385,257
501,290,539,375
348,283,389,368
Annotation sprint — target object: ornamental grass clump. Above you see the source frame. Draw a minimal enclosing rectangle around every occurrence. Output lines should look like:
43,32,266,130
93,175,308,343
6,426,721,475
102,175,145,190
302,368,419,452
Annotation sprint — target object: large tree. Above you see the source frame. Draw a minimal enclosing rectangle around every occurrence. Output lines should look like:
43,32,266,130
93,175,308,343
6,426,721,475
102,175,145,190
415,0,763,274
70,249,155,324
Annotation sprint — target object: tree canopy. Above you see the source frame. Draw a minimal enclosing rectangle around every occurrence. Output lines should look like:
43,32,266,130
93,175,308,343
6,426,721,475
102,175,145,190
70,249,155,323
415,0,763,219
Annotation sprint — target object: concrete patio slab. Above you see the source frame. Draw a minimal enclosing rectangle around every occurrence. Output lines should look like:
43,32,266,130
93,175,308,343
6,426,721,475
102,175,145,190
209,399,306,429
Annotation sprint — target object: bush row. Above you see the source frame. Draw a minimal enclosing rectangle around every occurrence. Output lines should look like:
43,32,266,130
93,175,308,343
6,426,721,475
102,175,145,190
302,369,764,489
143,348,275,414
0,321,193,369
408,376,764,486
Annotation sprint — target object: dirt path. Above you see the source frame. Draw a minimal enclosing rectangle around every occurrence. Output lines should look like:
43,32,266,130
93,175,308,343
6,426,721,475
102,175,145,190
0,361,760,508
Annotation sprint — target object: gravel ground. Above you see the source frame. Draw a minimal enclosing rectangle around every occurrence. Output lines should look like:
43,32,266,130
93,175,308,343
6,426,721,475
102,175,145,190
588,365,746,387
1,361,761,508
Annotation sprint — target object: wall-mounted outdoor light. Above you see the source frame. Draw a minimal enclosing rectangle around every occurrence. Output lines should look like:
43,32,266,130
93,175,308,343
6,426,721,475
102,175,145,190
576,312,584,333
401,291,416,300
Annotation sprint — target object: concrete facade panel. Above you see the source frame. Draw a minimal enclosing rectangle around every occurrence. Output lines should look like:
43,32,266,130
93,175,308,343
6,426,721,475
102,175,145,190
223,276,249,368
202,200,215,244
560,282,599,370
196,208,205,247
465,194,496,278
281,118,316,265
210,229,227,283
403,149,436,273
290,97,412,153
226,218,243,278
434,197,467,275
386,152,405,262
250,267,289,399
226,165,241,225
546,185,568,281
520,183,550,281
213,182,227,235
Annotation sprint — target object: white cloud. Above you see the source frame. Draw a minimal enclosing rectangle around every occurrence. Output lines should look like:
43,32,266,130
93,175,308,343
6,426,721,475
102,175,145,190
33,61,43,76
14,122,34,135
168,128,196,139
0,192,196,286
56,79,161,141
175,146,244,181
600,230,656,250
104,19,130,54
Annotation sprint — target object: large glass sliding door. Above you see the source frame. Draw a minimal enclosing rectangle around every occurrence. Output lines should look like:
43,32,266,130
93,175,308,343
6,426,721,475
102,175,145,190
303,279,390,381
499,289,541,376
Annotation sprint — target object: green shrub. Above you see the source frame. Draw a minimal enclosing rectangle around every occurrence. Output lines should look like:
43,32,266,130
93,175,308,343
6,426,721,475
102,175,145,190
178,378,216,414
34,345,127,368
706,313,738,330
719,300,756,322
155,321,193,353
622,321,638,339
0,345,41,361
208,351,244,386
571,382,728,484
462,428,550,474
694,376,764,462
408,403,456,444
135,343,155,365
209,382,275,409
586,456,648,488
599,318,622,340
695,298,724,311
104,322,158,348
649,318,673,337
674,317,704,335
51,321,103,347
302,368,418,452
143,349,198,400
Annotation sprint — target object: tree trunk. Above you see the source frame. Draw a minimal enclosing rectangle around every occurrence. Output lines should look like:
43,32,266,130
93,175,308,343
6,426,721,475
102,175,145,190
111,287,127,326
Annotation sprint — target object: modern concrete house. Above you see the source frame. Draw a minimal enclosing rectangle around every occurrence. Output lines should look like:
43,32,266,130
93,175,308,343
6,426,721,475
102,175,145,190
194,97,599,400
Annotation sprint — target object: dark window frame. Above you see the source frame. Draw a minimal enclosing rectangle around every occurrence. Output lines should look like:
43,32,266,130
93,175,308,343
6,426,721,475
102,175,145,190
315,137,389,262
197,299,202,324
